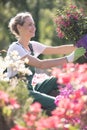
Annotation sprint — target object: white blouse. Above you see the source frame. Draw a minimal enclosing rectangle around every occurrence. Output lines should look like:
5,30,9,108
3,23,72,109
7,40,46,78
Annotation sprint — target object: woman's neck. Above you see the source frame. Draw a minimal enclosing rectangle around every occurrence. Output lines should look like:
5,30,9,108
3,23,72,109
18,38,30,50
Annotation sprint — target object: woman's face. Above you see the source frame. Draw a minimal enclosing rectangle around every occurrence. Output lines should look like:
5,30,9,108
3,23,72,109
18,16,36,39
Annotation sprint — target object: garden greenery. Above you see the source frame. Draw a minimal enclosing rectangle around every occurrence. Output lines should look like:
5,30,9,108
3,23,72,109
0,52,87,130
55,4,87,42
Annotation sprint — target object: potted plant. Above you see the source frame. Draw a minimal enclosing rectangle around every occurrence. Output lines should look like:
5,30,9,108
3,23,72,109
55,4,87,63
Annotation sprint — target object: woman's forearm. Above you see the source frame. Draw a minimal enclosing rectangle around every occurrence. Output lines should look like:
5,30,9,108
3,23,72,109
26,54,67,69
39,57,67,69
43,44,76,55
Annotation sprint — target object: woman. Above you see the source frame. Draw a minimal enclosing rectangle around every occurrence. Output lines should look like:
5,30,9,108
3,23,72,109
7,12,85,114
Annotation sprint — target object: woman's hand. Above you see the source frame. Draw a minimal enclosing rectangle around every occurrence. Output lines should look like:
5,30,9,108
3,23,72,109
66,47,86,62
74,47,86,61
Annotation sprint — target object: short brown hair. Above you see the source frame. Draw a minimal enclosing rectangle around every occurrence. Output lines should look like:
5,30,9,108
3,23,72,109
8,12,32,38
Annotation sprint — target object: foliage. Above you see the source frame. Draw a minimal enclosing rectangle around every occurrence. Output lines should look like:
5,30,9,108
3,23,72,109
55,3,87,63
0,79,33,130
0,52,33,130
0,0,87,52
1,52,87,130
5,63,87,130
55,4,87,43
0,0,58,51
0,53,47,130
52,63,87,130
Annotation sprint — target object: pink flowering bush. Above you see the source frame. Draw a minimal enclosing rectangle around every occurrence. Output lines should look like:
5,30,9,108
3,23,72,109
55,4,87,42
0,79,33,130
0,89,20,130
52,63,87,130
10,63,87,130
1,51,87,130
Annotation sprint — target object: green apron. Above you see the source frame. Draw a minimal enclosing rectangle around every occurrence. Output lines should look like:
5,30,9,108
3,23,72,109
27,43,59,114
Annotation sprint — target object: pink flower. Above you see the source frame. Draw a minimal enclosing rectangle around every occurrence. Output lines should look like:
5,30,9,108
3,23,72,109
58,73,71,84
23,112,37,126
36,116,61,130
11,125,28,130
9,98,20,109
55,4,86,42
0,90,9,103
29,102,42,113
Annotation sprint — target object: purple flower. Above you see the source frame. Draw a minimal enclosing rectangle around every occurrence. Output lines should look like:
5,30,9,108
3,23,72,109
76,34,87,57
76,34,87,49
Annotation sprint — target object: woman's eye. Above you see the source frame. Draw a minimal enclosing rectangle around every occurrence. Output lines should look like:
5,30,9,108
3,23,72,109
29,23,32,26
29,23,35,26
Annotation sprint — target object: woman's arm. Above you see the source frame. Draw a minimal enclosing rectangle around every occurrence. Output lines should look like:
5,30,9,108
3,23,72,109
42,44,76,55
22,47,86,69
23,54,67,69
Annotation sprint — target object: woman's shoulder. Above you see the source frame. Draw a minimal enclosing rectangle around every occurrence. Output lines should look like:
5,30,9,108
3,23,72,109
8,41,18,48
7,41,22,53
29,40,46,56
30,40,46,47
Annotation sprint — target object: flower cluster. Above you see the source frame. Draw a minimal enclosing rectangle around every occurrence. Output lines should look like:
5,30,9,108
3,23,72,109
0,90,20,130
55,4,87,43
52,63,87,130
0,50,32,81
0,90,20,110
1,51,87,129
10,63,87,130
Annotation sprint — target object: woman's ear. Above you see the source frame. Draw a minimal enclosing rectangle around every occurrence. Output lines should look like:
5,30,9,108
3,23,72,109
17,24,21,31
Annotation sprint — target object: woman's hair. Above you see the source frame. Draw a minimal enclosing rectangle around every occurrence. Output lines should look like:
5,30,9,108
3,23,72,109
8,12,32,38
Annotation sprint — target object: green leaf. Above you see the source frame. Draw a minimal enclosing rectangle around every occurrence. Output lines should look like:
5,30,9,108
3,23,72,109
74,47,86,61
2,106,12,117
69,125,80,130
